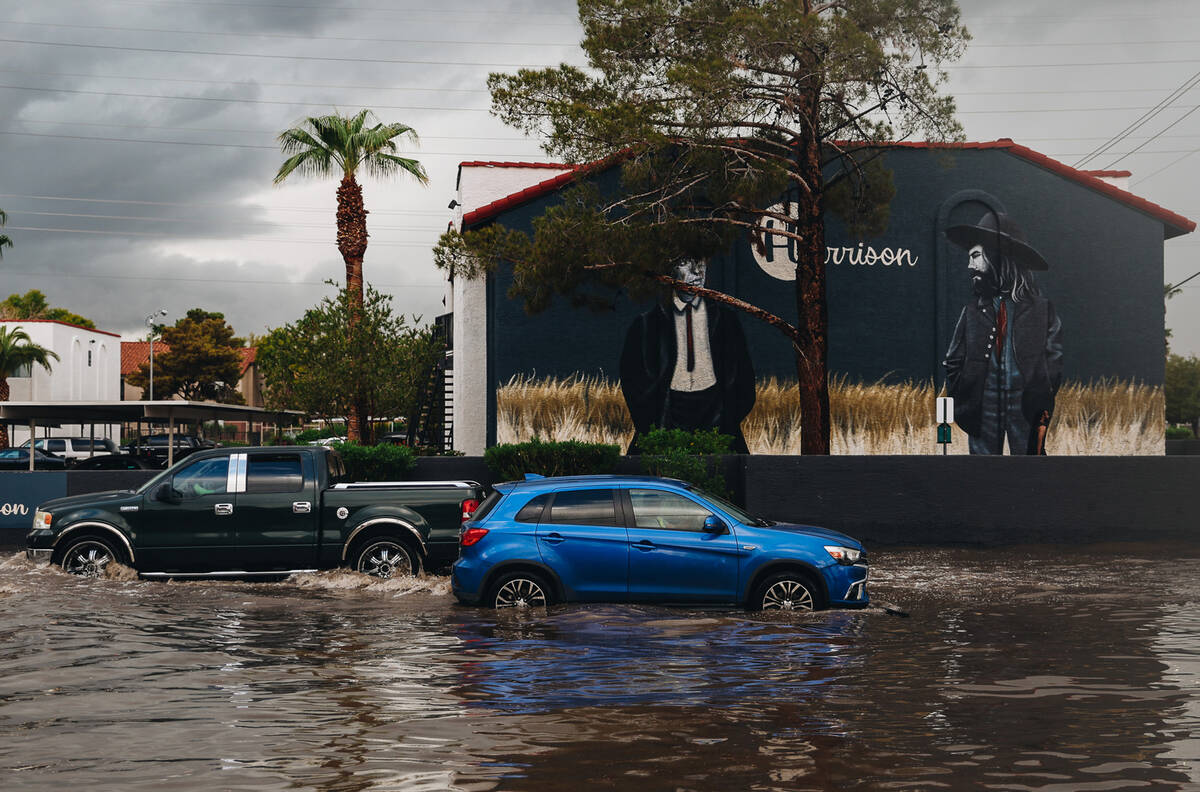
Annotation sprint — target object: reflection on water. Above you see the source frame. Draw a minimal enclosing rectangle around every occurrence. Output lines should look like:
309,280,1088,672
0,545,1197,791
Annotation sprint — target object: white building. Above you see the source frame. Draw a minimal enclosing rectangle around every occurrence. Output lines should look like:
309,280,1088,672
2,319,122,446
447,161,575,455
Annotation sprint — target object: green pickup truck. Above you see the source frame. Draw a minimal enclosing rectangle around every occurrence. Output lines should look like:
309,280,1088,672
24,446,484,579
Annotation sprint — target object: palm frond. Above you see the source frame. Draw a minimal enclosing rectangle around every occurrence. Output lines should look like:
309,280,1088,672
366,154,429,184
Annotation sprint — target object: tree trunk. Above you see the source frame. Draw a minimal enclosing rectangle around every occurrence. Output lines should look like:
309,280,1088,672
336,172,369,443
793,65,831,455
0,377,8,449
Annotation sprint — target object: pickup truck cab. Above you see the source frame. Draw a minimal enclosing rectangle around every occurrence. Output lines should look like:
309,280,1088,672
25,446,483,579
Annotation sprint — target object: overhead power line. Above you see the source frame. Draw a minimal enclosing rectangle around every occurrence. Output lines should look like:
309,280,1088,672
1074,69,1200,168
5,225,439,247
0,193,451,216
2,268,445,288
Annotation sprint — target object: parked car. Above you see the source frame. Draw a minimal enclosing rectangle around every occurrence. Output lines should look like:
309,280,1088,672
20,437,118,461
453,475,869,611
306,437,346,447
72,454,159,471
0,448,68,471
26,446,484,579
123,434,216,466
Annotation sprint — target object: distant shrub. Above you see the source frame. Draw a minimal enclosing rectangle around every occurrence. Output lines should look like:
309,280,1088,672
296,426,346,443
1166,426,1195,440
638,427,734,496
485,438,621,481
335,442,417,481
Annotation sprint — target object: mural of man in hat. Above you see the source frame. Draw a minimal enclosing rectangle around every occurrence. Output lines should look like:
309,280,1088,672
620,257,756,454
943,211,1064,455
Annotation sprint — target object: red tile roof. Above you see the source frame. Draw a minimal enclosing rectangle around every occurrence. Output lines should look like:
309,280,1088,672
459,140,1195,238
120,342,256,376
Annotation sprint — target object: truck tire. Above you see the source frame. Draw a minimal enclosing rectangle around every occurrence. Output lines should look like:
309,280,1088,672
59,536,124,578
353,538,421,579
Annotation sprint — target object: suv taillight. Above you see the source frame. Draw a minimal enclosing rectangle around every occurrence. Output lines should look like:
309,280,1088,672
460,498,480,523
461,527,488,547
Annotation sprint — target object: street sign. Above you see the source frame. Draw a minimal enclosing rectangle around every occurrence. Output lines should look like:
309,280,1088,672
936,396,954,424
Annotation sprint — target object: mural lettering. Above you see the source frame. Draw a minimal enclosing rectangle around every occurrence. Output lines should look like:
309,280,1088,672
753,203,917,280
0,502,29,517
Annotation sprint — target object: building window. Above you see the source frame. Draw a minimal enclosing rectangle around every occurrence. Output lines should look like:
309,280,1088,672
88,350,93,367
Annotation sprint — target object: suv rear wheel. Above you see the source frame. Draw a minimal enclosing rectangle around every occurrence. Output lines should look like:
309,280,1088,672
488,570,553,608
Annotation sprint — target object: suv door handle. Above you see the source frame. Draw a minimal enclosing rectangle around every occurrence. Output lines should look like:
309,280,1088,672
632,539,655,551
214,503,233,516
292,501,312,514
540,532,565,545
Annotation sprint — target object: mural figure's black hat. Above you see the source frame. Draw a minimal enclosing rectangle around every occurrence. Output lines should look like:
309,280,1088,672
945,211,1049,271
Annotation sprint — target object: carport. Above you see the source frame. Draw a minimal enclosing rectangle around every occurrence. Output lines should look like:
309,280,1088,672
0,401,305,470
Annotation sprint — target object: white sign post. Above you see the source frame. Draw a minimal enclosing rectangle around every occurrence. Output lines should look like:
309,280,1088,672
936,397,954,455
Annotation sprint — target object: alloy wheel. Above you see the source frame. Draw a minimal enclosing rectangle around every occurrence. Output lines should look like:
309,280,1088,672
494,578,547,608
62,541,114,577
761,579,814,611
358,541,413,579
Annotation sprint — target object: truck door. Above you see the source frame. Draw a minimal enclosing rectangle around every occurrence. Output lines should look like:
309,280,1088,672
137,454,237,572
234,450,318,571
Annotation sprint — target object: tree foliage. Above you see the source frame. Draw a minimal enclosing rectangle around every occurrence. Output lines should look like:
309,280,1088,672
0,289,97,329
1165,353,1200,431
258,285,442,440
436,0,967,454
0,208,11,258
127,309,246,402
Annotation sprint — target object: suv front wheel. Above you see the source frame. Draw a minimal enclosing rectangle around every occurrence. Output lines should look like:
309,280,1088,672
750,572,820,612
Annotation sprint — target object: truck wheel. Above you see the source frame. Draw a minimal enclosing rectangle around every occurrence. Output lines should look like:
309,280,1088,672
354,538,421,579
751,572,819,612
59,536,123,578
488,571,553,609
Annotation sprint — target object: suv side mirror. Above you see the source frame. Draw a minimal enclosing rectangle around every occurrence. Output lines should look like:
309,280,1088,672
703,515,726,533
154,482,180,504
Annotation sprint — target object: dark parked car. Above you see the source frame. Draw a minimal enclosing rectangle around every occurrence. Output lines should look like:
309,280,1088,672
27,446,484,579
123,435,217,466
72,454,159,471
0,448,68,471
453,475,870,611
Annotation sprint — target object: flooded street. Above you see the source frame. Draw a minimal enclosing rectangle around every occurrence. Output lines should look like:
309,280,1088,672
1,544,1198,791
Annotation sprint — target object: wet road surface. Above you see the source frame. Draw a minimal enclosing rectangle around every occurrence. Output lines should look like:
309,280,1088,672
1,544,1198,791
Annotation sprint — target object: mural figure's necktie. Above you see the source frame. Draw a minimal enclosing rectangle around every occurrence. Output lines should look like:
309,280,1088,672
685,304,695,372
996,299,1008,358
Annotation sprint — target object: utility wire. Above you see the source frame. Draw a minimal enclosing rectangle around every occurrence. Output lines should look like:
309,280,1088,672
0,193,450,216
0,268,445,288
1105,103,1200,168
4,225,440,247
1074,69,1200,167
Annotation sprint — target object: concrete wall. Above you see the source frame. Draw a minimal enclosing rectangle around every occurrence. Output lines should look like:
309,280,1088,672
5,457,1195,549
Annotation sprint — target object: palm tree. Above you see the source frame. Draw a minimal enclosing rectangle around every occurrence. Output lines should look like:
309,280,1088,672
0,209,12,258
0,325,59,448
274,109,428,442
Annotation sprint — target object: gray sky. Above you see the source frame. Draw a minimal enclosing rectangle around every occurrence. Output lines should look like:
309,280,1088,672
1,0,1198,356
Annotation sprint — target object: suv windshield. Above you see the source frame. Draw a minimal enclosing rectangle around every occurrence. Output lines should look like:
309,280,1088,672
684,485,772,526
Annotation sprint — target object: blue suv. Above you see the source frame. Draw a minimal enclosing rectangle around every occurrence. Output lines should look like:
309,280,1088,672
452,475,868,611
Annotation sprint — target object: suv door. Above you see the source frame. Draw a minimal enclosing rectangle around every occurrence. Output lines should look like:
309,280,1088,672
234,451,318,571
624,488,740,603
136,455,237,572
537,488,628,601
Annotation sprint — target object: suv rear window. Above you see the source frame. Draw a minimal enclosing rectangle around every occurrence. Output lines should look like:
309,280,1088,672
548,489,617,526
472,490,503,522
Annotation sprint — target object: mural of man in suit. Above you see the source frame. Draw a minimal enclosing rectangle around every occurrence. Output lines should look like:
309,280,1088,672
620,258,756,453
943,211,1064,455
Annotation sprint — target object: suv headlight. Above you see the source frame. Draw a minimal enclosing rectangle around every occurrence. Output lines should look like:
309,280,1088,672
33,510,53,530
824,545,861,565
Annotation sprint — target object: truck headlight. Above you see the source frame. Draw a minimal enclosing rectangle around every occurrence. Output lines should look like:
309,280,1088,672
824,545,861,565
33,510,52,530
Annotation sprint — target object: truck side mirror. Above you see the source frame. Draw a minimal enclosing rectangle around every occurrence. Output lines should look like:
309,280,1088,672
154,482,180,504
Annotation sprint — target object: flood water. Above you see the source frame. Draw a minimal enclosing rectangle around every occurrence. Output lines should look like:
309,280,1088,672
1,544,1198,791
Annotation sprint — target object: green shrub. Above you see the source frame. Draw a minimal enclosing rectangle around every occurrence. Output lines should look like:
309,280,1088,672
485,438,620,481
1166,426,1195,440
296,426,346,443
334,442,417,481
638,427,734,496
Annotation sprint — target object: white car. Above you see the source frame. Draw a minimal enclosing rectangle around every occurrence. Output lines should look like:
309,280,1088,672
21,437,119,461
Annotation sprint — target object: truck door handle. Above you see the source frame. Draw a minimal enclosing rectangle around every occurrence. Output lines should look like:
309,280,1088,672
540,532,565,545
632,539,655,551
292,501,312,514
214,503,233,516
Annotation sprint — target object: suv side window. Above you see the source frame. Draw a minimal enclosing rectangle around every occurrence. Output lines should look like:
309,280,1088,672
628,489,714,532
515,493,550,523
547,489,617,526
245,454,304,493
171,457,230,499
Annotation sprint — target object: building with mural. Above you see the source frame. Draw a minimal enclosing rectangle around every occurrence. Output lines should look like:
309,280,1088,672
443,140,1195,456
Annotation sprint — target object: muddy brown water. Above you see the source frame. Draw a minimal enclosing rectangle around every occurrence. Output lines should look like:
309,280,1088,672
1,544,1197,791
